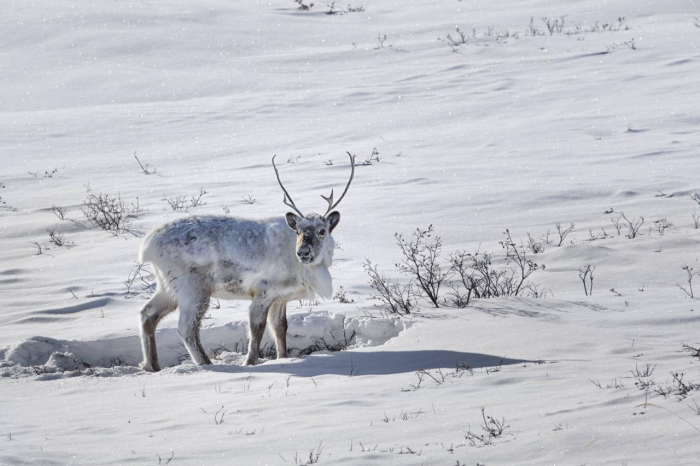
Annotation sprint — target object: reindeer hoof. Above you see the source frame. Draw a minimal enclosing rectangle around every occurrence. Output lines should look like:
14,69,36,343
242,357,258,367
139,361,160,372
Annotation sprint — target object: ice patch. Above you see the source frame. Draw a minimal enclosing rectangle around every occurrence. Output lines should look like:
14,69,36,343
1,312,413,379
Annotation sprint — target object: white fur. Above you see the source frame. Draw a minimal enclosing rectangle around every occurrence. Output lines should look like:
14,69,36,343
137,214,339,371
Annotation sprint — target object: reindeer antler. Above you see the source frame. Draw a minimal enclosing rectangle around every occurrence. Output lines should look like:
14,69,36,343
272,155,305,218
322,152,356,217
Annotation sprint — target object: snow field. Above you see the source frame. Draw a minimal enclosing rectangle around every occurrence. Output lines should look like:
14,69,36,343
1,312,411,380
1,0,700,464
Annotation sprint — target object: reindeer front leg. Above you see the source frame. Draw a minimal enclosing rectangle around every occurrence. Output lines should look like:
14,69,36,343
268,301,289,359
243,294,274,366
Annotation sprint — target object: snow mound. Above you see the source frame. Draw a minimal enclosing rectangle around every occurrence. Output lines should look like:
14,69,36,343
0,312,413,379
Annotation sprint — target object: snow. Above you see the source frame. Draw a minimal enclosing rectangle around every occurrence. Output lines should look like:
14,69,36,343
2,0,700,464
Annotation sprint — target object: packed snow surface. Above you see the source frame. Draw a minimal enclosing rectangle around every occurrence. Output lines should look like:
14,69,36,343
1,0,700,464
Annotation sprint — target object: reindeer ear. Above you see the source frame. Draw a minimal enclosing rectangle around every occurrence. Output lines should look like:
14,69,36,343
285,212,301,231
326,211,341,233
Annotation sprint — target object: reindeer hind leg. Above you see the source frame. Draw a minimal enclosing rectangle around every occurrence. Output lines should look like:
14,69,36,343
139,289,178,372
176,281,212,366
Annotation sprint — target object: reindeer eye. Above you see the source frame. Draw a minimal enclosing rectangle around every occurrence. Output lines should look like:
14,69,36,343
318,229,326,236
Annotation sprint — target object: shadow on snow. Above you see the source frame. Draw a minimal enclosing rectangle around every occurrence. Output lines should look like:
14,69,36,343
202,349,534,378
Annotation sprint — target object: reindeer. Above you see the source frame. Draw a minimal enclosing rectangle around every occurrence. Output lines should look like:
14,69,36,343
138,154,355,371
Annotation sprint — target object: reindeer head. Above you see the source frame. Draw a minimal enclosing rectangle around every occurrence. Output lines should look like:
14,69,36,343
273,153,355,265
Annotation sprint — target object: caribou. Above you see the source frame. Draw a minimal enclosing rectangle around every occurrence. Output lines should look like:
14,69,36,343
138,153,355,371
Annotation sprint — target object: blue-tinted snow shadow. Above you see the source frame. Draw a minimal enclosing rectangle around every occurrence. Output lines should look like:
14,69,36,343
469,298,570,319
203,350,534,377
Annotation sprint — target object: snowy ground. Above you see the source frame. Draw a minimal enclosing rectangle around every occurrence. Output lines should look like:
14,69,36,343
2,0,700,464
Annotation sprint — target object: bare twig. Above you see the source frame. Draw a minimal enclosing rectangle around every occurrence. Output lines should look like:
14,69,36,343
541,16,566,35
501,230,543,296
134,152,156,175
82,191,132,233
364,260,415,314
682,343,700,360
47,226,67,247
162,187,208,212
395,225,452,307
526,232,545,253
620,212,644,239
465,408,509,446
678,265,698,299
375,34,390,49
294,0,314,11
555,222,575,246
653,217,673,235
526,17,545,36
214,406,227,425
579,265,595,296
51,205,67,220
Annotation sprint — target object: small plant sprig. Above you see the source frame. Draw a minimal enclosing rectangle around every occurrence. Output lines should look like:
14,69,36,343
293,442,323,465
526,232,545,253
82,191,134,233
51,205,67,220
297,326,356,356
375,34,390,49
47,226,68,247
619,213,644,239
156,451,174,465
124,261,156,299
500,229,543,296
326,3,362,14
678,265,699,299
438,26,469,52
465,408,509,446
162,187,208,212
654,372,696,400
526,18,545,36
294,0,313,10
395,225,452,308
28,168,58,178
682,343,700,360
361,148,380,165
541,16,566,35
579,265,595,296
653,217,673,235
364,260,415,315
332,286,354,303
604,39,636,54
134,152,156,175
447,233,546,307
592,17,628,32
554,222,575,246
691,193,700,208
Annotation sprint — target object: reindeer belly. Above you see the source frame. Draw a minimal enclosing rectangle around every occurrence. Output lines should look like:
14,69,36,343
209,259,255,300
211,286,252,300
